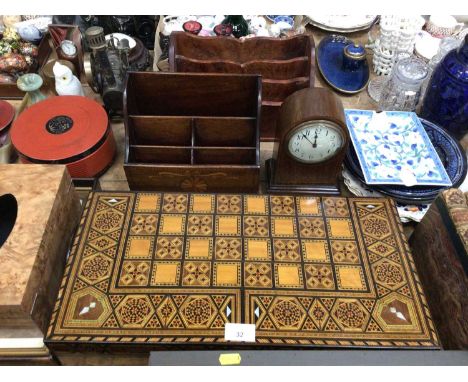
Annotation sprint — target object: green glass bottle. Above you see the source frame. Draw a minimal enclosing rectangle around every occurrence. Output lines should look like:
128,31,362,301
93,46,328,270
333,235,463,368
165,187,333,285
222,15,248,38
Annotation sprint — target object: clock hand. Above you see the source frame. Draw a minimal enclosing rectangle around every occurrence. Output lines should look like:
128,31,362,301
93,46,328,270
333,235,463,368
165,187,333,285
312,131,318,148
302,134,315,147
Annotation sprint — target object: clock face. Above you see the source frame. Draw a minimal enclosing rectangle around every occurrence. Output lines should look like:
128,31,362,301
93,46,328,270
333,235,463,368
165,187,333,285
287,120,344,163
60,40,77,57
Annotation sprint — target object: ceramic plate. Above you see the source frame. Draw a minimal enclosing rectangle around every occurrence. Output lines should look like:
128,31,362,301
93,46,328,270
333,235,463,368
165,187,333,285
307,15,378,33
0,100,15,132
345,118,467,204
342,168,430,222
317,35,369,94
265,15,295,22
345,110,452,187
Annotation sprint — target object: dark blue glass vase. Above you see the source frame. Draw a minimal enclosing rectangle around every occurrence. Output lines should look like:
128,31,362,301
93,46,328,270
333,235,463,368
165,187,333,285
421,35,468,140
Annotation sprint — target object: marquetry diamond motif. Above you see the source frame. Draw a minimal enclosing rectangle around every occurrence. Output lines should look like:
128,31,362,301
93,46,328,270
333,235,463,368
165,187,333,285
156,297,177,327
88,236,117,252
182,261,211,286
368,241,396,258
119,261,150,286
304,264,334,289
309,299,329,330
245,263,272,287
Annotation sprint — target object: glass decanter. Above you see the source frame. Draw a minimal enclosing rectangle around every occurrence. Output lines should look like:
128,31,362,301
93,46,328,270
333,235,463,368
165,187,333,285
378,56,429,111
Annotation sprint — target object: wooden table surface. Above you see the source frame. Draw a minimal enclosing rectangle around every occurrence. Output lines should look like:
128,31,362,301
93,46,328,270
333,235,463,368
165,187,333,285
6,26,413,229
0,22,431,366
6,25,377,191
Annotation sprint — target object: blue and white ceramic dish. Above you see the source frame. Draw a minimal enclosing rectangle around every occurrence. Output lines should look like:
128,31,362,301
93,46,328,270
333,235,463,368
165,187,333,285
316,35,369,94
17,25,43,44
345,118,467,204
273,16,294,29
266,15,295,22
345,110,452,187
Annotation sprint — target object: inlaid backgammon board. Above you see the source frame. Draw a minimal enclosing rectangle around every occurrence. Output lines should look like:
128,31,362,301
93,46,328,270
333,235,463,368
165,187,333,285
46,192,439,350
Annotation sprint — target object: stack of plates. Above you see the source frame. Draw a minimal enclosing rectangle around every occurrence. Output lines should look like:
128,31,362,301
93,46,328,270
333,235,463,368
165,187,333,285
306,15,378,33
345,118,467,204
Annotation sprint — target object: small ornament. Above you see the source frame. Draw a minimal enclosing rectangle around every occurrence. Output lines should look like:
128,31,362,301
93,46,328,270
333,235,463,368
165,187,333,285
2,15,22,29
16,73,47,107
53,61,84,96
2,27,21,43
0,53,28,74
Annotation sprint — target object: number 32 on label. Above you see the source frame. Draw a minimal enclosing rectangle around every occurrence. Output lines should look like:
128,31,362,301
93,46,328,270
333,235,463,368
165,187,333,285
224,323,256,343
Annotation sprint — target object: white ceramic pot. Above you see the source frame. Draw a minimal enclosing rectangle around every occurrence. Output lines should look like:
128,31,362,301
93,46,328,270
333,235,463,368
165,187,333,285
426,15,464,38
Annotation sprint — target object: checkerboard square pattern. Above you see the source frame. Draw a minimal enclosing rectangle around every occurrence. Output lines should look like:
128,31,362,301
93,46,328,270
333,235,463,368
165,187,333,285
302,240,330,262
190,194,214,213
336,265,366,290
135,193,160,212
159,215,186,235
122,194,368,293
245,238,271,260
327,218,354,239
275,263,304,288
214,262,241,286
244,195,269,215
185,237,213,259
151,262,180,286
216,215,241,236
125,237,154,259
48,192,439,350
271,217,297,237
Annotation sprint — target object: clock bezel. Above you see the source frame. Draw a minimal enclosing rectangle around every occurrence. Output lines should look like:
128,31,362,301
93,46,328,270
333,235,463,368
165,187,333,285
285,119,346,164
60,40,78,57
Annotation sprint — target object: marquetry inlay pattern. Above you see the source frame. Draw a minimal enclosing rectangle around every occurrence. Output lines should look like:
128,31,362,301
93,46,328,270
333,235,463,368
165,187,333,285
46,193,439,349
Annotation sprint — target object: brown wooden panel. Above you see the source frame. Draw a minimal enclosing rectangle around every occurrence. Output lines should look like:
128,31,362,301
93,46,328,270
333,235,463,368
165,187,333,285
130,145,191,164
262,77,311,102
194,117,256,147
175,55,311,80
174,56,244,74
193,147,257,165
124,166,259,192
410,199,468,349
168,32,315,142
170,33,312,62
125,72,260,117
245,57,310,80
123,71,261,192
0,165,81,335
129,116,192,146
260,102,281,141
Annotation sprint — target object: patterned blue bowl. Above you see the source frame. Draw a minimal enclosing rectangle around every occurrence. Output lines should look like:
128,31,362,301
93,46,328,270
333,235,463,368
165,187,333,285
345,118,467,204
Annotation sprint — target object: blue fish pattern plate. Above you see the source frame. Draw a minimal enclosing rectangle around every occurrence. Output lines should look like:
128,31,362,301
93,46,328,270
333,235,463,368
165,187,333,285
345,110,452,187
